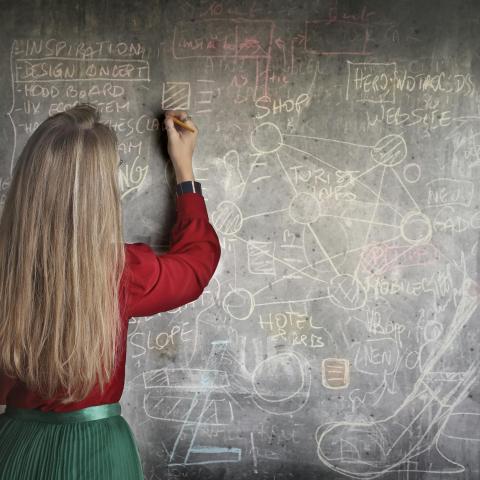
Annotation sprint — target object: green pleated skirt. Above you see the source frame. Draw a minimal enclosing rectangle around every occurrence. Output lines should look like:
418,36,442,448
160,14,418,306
0,402,144,479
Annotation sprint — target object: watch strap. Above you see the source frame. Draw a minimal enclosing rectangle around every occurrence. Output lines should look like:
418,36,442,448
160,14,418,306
176,180,202,197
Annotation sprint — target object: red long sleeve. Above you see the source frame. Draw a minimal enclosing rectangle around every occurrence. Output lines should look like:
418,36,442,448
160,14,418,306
124,192,221,317
2,191,221,411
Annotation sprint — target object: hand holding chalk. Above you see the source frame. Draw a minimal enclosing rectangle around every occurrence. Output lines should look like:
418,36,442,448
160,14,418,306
171,116,195,133
164,110,198,183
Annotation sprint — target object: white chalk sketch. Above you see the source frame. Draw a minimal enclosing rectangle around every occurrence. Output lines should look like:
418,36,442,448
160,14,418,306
251,351,311,415
162,81,191,110
208,121,431,312
316,273,480,478
141,336,313,465
194,79,218,114
164,341,242,466
209,119,479,476
121,113,480,474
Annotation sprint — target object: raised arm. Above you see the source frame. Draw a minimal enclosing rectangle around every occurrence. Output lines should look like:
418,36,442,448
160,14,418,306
124,110,221,317
125,192,220,317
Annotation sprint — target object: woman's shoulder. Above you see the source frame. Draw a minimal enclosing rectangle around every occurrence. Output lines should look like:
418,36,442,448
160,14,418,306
120,243,151,283
121,242,159,285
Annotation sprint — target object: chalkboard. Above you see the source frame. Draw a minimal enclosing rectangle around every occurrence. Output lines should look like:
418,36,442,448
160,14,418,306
1,0,480,478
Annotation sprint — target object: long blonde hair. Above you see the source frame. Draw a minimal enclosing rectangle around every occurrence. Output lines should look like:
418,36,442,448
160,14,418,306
0,103,126,404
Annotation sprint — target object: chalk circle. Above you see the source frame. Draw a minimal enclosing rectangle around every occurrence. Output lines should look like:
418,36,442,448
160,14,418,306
470,210,480,229
289,191,321,224
252,352,311,415
405,351,419,370
424,321,443,342
371,134,407,167
328,274,366,310
222,287,255,320
403,162,421,183
212,200,243,235
250,122,283,153
400,211,432,245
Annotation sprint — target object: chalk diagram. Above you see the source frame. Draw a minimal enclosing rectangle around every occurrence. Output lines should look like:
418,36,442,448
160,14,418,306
212,122,438,320
139,119,480,476
209,121,480,478
316,273,480,479
142,336,311,466
216,121,432,319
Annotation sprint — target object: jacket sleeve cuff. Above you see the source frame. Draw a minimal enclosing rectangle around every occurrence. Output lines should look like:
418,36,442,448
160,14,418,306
176,192,210,220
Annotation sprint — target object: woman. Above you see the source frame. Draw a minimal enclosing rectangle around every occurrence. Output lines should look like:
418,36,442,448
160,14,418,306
0,104,221,479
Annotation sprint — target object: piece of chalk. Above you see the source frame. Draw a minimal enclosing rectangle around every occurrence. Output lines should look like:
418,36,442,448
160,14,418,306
171,116,195,133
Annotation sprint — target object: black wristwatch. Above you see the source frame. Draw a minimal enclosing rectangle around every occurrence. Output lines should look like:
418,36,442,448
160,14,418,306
176,180,202,197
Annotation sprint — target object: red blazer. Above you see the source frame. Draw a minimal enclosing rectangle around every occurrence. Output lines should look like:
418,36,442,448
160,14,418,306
0,192,221,412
